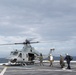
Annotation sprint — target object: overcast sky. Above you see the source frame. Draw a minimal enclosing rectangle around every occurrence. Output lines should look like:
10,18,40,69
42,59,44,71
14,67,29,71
0,0,76,57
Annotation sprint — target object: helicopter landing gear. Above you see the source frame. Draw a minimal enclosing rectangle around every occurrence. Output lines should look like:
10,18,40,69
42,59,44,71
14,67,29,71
21,63,26,66
25,61,34,65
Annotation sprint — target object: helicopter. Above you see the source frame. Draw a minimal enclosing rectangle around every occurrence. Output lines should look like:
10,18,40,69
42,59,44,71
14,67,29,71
0,39,41,65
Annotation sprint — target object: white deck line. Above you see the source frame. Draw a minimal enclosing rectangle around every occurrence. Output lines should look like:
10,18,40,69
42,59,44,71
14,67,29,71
0,67,7,75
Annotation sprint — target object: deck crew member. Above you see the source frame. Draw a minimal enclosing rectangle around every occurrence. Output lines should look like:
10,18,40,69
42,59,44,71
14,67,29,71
39,53,44,66
65,53,73,69
60,55,65,68
49,54,54,67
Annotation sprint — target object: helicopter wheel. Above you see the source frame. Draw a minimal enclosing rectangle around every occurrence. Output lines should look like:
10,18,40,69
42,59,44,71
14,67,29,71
30,61,34,65
21,63,25,66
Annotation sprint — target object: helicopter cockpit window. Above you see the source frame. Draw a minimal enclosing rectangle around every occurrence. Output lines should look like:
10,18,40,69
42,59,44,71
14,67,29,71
18,53,22,58
10,52,13,54
13,52,18,55
10,52,14,55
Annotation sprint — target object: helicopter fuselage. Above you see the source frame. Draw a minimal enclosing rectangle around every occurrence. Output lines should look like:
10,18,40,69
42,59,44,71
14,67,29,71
9,46,40,65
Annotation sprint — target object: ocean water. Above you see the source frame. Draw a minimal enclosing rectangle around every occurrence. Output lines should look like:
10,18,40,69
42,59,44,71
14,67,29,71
54,56,76,60
0,56,76,63
0,58,8,63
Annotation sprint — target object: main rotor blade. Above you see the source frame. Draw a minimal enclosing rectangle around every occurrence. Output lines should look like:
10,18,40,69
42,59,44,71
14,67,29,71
0,43,26,45
30,41,39,44
0,43,15,45
38,41,52,43
0,41,39,46
0,43,25,45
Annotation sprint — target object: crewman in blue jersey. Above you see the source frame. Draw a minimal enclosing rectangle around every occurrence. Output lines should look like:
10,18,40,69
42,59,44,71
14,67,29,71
65,53,73,69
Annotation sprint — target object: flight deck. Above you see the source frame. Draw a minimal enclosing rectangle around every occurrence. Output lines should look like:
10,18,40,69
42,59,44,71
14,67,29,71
0,61,76,75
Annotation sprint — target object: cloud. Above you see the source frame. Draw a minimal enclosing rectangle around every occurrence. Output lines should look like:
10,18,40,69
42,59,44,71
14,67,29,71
0,0,76,57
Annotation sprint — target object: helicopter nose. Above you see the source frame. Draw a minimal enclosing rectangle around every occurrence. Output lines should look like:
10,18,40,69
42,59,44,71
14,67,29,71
10,59,17,63
13,59,17,62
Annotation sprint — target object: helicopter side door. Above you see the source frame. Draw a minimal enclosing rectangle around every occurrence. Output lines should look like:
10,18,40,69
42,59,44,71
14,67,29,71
28,53,35,61
17,52,23,62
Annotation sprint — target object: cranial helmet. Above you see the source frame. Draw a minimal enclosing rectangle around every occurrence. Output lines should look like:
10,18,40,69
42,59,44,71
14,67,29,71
50,54,52,56
66,53,68,55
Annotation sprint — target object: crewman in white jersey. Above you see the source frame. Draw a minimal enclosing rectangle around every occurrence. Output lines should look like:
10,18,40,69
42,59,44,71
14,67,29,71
49,54,54,67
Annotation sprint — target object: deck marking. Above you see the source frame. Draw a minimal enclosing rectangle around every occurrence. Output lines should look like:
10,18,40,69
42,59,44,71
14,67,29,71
0,67,7,75
5,68,75,73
